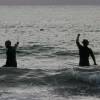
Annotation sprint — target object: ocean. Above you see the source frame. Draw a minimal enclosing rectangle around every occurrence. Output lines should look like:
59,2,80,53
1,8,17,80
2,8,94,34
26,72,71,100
0,5,100,100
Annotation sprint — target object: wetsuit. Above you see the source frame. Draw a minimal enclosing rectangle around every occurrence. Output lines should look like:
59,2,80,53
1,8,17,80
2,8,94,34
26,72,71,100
76,41,95,66
3,42,19,67
5,46,17,67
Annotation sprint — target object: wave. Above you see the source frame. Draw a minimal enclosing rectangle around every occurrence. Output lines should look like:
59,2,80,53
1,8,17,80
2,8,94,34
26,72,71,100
0,67,100,87
17,45,100,58
0,44,99,58
54,50,78,57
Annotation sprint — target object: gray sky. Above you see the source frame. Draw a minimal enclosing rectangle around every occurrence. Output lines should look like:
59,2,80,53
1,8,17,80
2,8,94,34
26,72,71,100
0,0,100,5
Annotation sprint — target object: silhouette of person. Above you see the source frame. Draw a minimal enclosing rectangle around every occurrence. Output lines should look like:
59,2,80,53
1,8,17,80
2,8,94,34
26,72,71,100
3,40,19,67
76,34,97,66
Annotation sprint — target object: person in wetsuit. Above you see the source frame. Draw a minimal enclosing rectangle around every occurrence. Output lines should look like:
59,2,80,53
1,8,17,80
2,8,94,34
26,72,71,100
3,40,19,67
76,34,97,66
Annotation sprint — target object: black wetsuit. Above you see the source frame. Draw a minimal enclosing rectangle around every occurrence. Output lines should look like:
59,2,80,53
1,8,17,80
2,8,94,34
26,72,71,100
5,46,17,67
76,42,93,66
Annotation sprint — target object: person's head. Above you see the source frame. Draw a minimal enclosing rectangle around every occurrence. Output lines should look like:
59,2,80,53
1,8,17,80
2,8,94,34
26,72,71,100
5,40,11,48
82,39,89,47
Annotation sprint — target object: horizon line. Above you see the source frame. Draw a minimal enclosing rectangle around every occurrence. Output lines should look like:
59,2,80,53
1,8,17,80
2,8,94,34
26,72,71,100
0,4,99,6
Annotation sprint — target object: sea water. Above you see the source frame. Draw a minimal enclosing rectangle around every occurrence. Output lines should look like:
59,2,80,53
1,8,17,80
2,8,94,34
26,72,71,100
0,5,100,100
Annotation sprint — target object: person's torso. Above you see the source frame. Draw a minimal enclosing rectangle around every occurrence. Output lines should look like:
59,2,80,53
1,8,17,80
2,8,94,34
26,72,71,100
79,46,90,60
6,47,16,61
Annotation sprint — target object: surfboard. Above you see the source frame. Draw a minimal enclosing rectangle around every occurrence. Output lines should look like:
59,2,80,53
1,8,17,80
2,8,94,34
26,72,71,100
74,65,100,72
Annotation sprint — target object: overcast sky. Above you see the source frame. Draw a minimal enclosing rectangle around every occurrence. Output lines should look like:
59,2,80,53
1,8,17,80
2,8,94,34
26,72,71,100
0,0,99,5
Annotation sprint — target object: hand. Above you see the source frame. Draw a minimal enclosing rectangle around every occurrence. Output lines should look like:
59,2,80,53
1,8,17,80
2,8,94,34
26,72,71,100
78,34,80,37
17,42,19,44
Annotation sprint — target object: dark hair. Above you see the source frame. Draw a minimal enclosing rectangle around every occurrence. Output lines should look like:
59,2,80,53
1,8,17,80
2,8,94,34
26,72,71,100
82,39,89,45
5,40,11,46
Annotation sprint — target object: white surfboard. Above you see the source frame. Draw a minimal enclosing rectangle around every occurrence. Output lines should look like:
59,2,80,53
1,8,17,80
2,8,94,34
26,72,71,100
74,65,100,72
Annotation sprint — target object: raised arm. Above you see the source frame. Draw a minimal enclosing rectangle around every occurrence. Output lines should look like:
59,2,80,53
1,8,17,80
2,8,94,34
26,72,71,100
89,49,97,65
76,34,81,47
14,42,19,49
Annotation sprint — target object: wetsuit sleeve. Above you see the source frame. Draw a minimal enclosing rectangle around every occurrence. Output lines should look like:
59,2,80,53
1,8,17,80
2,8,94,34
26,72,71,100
89,48,97,65
76,34,82,49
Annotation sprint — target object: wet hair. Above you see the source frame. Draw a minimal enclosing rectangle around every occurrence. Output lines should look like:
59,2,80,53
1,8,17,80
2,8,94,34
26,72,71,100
82,39,89,45
5,40,11,46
